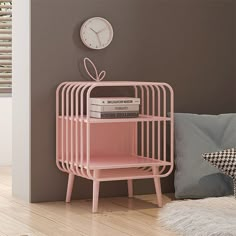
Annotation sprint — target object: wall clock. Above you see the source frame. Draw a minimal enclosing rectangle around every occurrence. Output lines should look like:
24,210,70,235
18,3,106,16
80,17,114,50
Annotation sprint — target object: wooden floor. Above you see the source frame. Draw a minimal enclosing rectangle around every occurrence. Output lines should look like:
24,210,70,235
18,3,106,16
0,167,176,236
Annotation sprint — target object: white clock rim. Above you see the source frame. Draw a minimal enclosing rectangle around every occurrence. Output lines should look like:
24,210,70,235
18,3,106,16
80,17,114,50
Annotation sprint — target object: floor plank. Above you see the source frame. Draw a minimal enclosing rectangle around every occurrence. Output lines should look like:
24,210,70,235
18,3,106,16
0,167,176,236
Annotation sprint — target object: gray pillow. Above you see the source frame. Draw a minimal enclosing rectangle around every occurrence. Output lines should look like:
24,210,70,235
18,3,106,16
174,113,236,199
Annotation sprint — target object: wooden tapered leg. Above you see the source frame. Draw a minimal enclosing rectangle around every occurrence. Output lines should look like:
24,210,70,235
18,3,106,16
92,170,100,213
92,180,100,213
152,167,163,207
66,173,75,203
127,179,133,198
154,176,163,207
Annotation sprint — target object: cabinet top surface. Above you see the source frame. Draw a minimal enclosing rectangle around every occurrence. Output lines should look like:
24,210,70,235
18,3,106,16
58,81,172,86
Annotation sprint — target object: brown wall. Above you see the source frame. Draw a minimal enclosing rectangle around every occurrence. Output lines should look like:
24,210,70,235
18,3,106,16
31,0,235,202
234,1,236,111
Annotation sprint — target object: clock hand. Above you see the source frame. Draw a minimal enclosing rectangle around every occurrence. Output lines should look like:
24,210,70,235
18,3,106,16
89,27,101,46
96,34,102,46
97,27,107,34
89,27,98,34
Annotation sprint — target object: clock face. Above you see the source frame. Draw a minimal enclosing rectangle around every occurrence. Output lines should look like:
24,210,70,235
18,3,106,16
80,17,113,50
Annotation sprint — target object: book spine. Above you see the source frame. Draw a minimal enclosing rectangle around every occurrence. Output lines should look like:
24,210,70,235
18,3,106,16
90,111,139,119
90,104,140,112
90,98,140,105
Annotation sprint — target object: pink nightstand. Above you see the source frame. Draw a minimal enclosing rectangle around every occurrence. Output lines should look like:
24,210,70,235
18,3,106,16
56,81,174,213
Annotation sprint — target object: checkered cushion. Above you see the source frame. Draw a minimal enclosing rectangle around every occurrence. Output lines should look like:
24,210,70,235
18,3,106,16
202,148,236,198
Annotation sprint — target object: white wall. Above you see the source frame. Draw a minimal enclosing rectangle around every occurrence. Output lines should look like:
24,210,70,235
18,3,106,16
12,0,31,201
0,97,12,165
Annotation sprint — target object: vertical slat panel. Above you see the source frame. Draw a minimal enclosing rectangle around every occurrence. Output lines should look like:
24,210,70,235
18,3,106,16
0,0,11,94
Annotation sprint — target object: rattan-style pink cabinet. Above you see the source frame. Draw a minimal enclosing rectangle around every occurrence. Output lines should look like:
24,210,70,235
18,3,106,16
56,81,174,212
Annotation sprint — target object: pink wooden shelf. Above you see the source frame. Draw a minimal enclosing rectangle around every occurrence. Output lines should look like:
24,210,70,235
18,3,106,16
59,115,171,124
87,155,171,170
59,156,171,170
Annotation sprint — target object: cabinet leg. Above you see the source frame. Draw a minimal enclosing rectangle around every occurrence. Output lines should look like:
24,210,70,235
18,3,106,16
152,167,163,207
92,180,100,213
66,173,75,203
127,179,133,198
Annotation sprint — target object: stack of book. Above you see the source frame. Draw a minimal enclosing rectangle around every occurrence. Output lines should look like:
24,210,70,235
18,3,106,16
89,97,140,119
